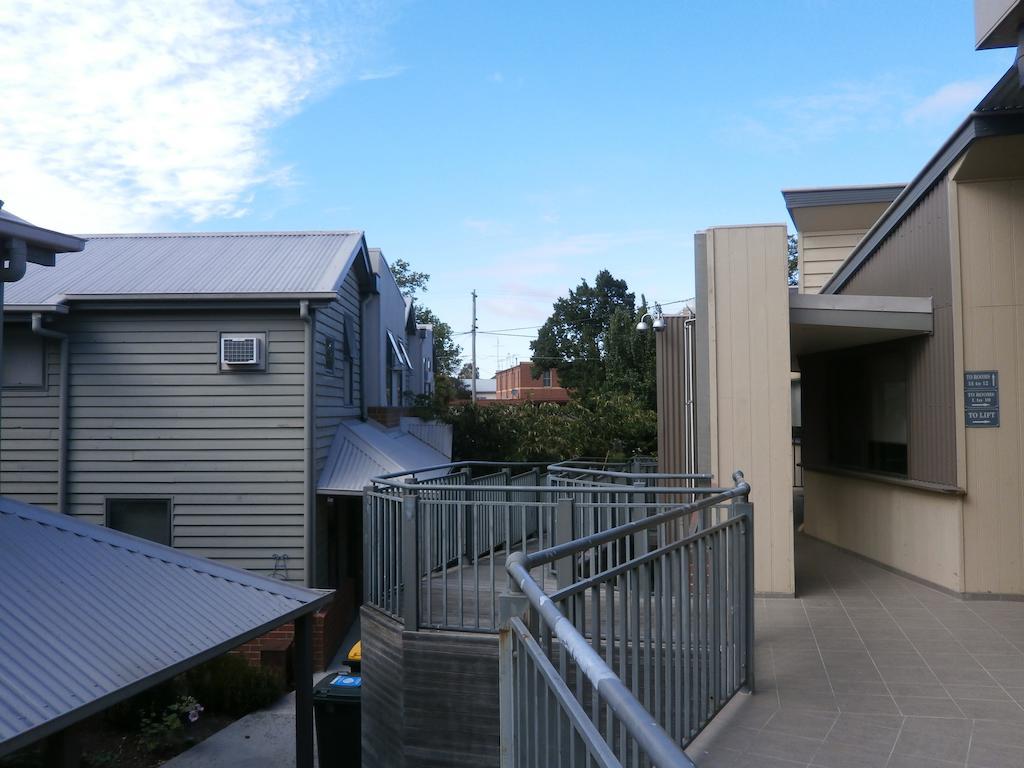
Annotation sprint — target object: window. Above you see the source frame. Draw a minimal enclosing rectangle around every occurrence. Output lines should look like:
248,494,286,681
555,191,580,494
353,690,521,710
1,332,45,389
324,337,336,372
106,498,171,546
825,349,908,476
542,369,552,387
342,316,356,405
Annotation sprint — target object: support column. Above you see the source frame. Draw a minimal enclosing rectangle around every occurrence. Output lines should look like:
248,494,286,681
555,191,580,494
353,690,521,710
294,614,314,768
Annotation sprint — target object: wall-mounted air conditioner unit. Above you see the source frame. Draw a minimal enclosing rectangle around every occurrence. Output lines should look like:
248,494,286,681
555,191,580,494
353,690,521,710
220,333,266,371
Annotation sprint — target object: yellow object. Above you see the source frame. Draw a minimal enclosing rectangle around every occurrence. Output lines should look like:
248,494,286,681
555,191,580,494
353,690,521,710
347,640,361,663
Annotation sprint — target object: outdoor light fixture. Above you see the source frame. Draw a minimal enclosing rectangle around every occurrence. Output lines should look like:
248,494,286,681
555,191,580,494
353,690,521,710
636,303,667,333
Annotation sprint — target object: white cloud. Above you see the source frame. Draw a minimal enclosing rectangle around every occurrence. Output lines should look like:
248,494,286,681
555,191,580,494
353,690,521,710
358,64,407,81
0,0,385,232
904,77,993,124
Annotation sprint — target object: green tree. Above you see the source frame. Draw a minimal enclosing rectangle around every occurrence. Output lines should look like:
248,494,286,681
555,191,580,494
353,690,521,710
391,258,430,299
604,303,657,410
530,270,635,398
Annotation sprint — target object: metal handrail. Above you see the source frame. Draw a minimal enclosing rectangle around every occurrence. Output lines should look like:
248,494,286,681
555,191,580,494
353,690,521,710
547,459,713,483
499,470,752,768
522,472,748,569
506,552,697,768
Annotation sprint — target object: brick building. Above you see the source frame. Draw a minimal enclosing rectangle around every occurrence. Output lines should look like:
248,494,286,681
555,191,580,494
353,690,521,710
494,362,570,403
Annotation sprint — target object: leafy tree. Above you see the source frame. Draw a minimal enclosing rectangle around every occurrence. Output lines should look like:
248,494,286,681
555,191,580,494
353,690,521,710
530,270,634,398
391,258,430,299
787,234,799,287
604,303,657,410
417,306,461,379
458,362,479,379
446,393,656,462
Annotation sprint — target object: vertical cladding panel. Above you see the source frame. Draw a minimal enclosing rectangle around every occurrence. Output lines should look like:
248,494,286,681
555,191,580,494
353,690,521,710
0,336,60,509
65,310,307,581
958,179,1024,595
657,316,685,474
706,225,794,595
839,179,957,486
314,270,363,478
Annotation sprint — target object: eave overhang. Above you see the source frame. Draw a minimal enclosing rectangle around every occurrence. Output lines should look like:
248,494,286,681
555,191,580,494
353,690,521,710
790,293,933,361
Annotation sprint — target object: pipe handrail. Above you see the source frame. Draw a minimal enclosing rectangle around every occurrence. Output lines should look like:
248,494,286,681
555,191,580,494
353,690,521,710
507,551,698,768
547,458,712,482
523,472,749,569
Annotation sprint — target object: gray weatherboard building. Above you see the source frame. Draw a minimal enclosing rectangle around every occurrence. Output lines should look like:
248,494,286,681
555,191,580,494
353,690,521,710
0,231,448,620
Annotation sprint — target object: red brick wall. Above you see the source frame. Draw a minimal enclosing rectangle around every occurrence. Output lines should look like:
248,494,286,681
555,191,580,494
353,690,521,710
367,406,408,428
232,598,343,672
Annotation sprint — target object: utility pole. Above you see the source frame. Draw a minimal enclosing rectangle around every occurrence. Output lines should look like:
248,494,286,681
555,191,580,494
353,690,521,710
471,290,478,403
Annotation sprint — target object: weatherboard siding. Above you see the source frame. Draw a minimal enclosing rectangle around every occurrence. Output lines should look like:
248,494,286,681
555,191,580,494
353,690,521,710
314,271,362,478
0,337,61,510
65,310,307,582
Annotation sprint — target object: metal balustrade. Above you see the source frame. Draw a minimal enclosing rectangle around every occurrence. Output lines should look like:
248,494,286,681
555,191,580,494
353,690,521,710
363,460,754,767
500,471,753,768
364,461,717,633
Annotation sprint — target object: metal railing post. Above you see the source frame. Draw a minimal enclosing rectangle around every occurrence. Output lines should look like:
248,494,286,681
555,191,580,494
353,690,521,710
735,498,755,694
631,478,649,557
555,497,574,591
498,560,530,768
401,493,420,630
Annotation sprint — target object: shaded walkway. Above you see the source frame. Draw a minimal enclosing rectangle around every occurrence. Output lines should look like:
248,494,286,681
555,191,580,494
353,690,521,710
687,534,1024,767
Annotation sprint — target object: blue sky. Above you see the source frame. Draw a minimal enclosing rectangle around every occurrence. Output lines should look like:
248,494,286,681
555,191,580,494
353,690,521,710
0,1,1013,375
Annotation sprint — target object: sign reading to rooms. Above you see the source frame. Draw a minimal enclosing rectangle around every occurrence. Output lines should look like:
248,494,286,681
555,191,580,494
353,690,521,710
965,371,999,427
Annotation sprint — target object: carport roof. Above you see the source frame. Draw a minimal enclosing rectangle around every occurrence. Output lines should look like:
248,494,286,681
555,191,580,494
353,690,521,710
0,496,332,757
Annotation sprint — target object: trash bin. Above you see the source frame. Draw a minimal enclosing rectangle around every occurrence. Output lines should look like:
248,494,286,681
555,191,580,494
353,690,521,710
346,641,361,675
313,672,361,767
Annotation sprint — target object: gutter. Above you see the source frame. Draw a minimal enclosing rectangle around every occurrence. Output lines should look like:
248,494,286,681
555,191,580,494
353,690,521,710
299,300,316,587
30,312,69,513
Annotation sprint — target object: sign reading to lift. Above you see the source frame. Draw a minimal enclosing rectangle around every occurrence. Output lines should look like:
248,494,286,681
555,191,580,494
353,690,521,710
965,371,999,427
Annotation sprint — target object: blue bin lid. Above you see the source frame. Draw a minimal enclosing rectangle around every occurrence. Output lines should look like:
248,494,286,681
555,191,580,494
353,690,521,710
331,675,361,688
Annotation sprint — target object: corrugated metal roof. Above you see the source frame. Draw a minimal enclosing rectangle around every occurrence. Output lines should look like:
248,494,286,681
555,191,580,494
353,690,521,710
976,65,1024,113
3,231,365,307
0,496,331,756
317,419,451,494
781,184,905,210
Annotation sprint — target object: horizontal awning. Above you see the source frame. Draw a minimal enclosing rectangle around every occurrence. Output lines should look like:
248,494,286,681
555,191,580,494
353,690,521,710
317,418,452,495
790,293,933,359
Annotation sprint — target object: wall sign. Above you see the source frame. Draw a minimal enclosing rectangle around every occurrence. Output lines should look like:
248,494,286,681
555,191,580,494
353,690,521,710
965,371,999,427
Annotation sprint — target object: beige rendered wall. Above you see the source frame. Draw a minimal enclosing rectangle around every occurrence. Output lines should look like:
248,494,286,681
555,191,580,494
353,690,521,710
803,471,964,592
954,177,1024,595
798,230,866,293
700,225,794,595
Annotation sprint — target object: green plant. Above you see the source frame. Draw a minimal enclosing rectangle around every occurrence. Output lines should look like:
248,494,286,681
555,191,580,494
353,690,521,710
182,654,283,716
139,696,203,753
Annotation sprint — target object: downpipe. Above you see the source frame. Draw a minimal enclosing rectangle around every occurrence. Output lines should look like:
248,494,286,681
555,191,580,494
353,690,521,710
31,313,69,513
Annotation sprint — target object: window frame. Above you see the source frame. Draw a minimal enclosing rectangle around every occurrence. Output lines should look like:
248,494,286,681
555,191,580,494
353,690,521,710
1,330,47,391
105,496,173,547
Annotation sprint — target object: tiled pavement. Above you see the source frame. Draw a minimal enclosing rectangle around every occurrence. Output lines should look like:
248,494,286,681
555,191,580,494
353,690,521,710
687,534,1024,768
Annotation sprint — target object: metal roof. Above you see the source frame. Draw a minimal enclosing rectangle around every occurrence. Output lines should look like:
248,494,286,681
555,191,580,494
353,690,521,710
976,65,1024,113
0,206,85,259
317,419,451,494
781,185,905,210
3,231,366,308
0,496,332,756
